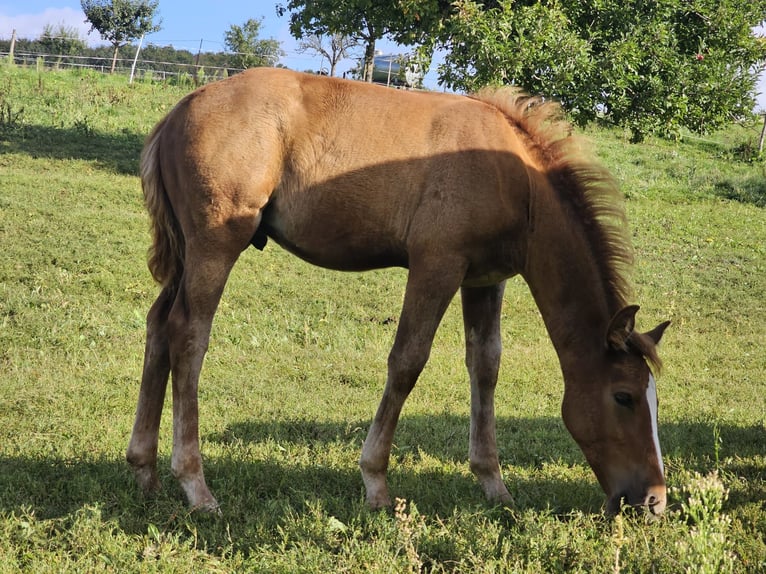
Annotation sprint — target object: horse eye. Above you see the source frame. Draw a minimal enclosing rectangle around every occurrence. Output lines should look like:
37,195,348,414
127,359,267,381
614,392,634,408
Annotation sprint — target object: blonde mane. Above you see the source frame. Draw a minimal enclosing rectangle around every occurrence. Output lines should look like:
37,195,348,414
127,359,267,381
473,88,634,313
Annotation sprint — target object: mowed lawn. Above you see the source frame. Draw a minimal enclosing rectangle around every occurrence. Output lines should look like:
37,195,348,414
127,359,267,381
0,65,764,572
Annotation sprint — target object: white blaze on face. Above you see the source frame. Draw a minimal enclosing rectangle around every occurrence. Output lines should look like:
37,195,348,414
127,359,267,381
646,374,664,476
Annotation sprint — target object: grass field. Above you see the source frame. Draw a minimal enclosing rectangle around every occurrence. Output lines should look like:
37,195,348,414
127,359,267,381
0,64,764,572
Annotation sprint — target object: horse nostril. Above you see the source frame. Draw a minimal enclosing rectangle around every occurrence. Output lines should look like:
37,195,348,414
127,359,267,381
645,492,667,515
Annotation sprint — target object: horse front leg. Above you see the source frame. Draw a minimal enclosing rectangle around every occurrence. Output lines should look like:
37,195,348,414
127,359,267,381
360,255,467,508
127,287,174,494
461,282,512,505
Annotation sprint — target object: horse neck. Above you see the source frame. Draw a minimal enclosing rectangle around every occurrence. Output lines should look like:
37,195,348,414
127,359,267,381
522,190,621,374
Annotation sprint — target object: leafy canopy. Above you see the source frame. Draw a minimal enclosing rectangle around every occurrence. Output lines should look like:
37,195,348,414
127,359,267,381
223,18,283,69
81,0,161,72
439,0,766,141
81,0,161,47
278,0,766,140
276,0,445,81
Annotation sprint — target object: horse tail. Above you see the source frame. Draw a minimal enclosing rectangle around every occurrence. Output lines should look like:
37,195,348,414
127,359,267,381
141,115,184,291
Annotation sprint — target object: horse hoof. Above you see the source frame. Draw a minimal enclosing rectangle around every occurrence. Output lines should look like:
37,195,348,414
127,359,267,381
132,465,161,495
493,492,514,507
192,500,222,516
365,492,392,510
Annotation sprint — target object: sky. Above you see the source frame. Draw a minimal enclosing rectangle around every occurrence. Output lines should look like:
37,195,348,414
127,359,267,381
1,1,764,108
0,0,432,84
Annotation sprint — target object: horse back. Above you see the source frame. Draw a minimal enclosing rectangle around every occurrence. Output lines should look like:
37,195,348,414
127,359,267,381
155,68,536,277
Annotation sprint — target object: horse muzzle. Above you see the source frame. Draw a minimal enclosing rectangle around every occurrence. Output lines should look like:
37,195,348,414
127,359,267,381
607,483,667,516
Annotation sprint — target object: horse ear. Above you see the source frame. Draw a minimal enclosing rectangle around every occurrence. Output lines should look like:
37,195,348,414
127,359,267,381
606,305,640,351
644,320,671,345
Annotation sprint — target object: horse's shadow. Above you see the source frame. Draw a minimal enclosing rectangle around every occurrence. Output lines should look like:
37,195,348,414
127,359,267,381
208,413,766,466
0,123,144,175
0,415,762,538
206,413,584,469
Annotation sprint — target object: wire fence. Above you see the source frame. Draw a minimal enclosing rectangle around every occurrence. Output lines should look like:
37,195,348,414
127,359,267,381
1,50,247,85
1,48,428,89
1,29,444,89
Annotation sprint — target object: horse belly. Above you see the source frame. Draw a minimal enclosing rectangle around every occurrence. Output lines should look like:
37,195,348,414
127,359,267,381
260,202,408,272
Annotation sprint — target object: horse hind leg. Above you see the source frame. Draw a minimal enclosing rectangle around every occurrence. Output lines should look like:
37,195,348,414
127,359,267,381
165,249,242,513
127,286,175,494
129,223,250,511
461,282,513,505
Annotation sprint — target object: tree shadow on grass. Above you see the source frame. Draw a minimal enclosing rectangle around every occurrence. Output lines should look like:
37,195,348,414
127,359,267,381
0,415,762,536
0,123,145,175
713,175,766,207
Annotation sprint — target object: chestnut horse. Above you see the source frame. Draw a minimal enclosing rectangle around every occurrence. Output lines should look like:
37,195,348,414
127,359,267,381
127,68,670,515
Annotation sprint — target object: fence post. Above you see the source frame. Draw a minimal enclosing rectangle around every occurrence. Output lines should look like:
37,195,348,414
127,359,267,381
9,29,16,63
759,113,766,156
129,34,144,84
194,38,203,86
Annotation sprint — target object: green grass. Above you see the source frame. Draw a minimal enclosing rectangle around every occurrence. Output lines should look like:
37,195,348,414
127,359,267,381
1,64,764,572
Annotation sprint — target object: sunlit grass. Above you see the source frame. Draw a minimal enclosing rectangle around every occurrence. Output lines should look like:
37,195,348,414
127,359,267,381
1,64,764,572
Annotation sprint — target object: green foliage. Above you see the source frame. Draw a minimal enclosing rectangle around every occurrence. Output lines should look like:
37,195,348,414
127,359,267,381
1,34,257,82
81,0,161,72
223,18,283,69
81,0,161,46
0,66,765,572
38,24,86,58
277,0,439,81
442,1,594,116
0,89,24,129
437,0,766,142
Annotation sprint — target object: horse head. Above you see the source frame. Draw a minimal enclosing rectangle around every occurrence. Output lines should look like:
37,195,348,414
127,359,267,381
561,305,671,515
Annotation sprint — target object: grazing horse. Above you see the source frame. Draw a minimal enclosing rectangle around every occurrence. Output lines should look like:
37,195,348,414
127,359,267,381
127,68,670,515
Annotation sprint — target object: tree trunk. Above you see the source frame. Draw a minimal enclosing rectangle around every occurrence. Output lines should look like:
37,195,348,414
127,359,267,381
110,44,119,73
363,38,376,83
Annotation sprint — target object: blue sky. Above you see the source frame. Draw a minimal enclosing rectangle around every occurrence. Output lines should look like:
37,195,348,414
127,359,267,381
1,1,764,108
0,0,420,83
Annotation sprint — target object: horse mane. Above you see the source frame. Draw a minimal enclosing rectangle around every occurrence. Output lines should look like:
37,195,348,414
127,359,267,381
472,88,634,313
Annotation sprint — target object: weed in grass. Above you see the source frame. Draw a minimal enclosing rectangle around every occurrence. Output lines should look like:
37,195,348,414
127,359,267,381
674,471,735,574
611,514,631,574
394,498,427,573
0,99,23,129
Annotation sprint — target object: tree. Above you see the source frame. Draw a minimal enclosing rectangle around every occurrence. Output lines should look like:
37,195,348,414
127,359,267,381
223,18,283,69
442,1,594,117
298,33,357,76
437,0,766,141
277,0,375,81
81,0,161,73
276,0,442,82
39,23,87,64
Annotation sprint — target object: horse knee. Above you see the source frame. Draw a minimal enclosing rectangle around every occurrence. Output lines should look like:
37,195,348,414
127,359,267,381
467,333,501,366
386,344,430,394
165,303,209,355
